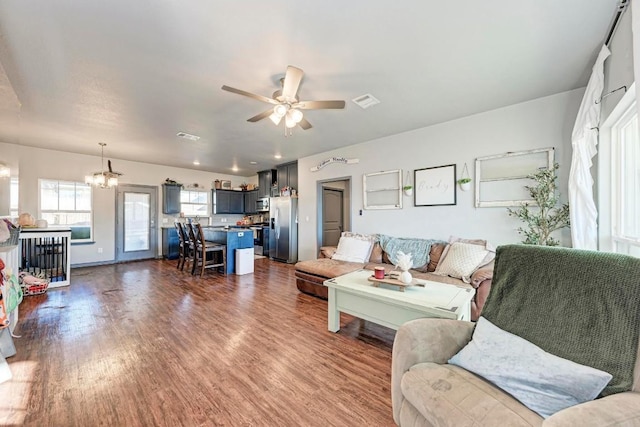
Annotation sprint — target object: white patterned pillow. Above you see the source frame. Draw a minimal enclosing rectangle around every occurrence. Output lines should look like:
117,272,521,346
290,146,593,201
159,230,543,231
434,242,489,281
332,235,374,263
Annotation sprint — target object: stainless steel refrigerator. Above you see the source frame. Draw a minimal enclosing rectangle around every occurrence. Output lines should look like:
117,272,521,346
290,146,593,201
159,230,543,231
269,196,298,263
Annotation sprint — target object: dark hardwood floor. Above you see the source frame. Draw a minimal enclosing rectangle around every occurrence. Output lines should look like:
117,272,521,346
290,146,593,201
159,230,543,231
0,258,396,426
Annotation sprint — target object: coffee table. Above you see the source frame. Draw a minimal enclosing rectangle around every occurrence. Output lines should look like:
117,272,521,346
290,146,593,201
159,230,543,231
324,269,475,332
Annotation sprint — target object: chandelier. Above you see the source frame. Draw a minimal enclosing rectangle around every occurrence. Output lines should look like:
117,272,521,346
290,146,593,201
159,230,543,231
85,143,122,188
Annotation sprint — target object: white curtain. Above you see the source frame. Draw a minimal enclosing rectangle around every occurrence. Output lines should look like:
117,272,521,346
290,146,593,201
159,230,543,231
568,45,610,250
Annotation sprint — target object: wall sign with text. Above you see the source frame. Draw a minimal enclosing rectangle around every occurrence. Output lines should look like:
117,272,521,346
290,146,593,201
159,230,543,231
414,164,457,206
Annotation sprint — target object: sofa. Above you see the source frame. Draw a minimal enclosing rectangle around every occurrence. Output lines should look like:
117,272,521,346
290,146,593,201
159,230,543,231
294,234,495,321
391,245,640,426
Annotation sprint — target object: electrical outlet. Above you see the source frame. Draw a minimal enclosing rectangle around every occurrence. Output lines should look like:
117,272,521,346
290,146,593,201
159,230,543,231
97,248,103,254
162,218,168,223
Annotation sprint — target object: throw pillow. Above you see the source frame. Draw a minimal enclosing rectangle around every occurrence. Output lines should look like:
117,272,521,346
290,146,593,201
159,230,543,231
434,242,489,282
332,236,374,263
448,317,613,419
445,236,496,269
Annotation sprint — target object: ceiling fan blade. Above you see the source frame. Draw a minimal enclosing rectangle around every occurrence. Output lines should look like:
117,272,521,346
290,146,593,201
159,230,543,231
247,109,274,122
221,85,278,105
298,117,312,130
294,100,346,110
282,66,304,101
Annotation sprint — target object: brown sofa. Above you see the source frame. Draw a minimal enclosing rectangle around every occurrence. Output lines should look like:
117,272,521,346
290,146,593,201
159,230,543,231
295,242,493,321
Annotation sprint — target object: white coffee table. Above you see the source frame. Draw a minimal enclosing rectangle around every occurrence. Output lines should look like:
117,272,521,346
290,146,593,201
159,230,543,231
324,269,475,332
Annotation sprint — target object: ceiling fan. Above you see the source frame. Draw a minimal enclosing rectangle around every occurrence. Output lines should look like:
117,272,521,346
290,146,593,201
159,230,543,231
221,65,345,134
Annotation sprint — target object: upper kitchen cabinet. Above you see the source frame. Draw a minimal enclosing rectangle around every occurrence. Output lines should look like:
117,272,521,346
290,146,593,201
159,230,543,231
276,162,297,193
213,189,244,214
243,190,258,214
257,169,277,198
163,183,182,214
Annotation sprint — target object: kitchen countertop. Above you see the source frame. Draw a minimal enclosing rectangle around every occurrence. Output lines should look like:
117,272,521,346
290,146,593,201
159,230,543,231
203,226,250,232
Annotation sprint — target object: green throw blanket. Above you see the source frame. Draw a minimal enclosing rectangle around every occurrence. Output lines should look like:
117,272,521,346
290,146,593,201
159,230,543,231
377,235,447,269
482,244,640,396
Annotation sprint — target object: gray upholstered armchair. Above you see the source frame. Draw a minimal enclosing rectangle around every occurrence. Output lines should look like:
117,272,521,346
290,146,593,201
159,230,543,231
391,245,640,426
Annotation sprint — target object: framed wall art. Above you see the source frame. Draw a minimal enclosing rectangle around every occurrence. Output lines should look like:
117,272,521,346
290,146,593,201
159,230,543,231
414,164,457,206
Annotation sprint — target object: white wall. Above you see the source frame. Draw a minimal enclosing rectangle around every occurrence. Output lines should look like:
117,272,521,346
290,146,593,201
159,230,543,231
601,5,635,122
0,142,255,265
297,89,584,260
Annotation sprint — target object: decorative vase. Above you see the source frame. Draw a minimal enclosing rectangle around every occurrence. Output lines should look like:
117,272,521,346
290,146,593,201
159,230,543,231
400,270,412,284
460,182,471,192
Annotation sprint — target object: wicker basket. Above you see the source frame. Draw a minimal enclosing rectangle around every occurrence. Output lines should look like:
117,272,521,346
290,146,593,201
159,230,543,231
0,227,20,252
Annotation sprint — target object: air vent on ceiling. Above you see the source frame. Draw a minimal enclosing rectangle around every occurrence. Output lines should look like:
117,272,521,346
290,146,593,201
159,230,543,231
176,132,200,141
352,93,380,109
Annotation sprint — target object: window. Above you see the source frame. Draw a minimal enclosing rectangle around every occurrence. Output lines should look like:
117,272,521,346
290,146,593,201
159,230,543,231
180,189,209,218
10,177,18,218
611,101,640,256
40,180,92,241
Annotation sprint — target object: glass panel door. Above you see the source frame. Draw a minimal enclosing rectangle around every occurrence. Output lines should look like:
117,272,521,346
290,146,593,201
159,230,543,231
124,192,150,252
116,185,157,261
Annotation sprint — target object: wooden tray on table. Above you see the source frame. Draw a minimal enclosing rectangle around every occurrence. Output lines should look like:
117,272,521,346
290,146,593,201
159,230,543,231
367,274,422,292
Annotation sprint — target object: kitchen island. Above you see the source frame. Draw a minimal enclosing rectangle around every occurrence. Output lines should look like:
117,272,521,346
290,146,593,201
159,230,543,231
202,227,253,274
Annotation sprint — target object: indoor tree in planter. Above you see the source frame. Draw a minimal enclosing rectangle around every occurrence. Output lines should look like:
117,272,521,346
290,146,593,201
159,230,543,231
507,163,570,246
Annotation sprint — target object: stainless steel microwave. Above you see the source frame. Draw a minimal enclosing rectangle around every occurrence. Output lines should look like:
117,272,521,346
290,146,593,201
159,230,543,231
256,197,270,212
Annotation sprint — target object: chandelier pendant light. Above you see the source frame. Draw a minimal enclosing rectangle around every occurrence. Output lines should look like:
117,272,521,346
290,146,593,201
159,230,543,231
85,143,122,188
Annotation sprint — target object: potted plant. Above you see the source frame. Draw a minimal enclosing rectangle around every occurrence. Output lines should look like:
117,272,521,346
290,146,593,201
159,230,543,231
457,177,472,192
507,163,570,246
403,185,413,196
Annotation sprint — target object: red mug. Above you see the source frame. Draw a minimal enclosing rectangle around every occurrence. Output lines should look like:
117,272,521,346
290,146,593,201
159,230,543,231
374,267,385,279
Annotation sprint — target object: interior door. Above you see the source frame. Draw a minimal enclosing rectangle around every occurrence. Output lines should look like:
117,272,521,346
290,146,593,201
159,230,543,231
322,188,344,247
116,185,158,261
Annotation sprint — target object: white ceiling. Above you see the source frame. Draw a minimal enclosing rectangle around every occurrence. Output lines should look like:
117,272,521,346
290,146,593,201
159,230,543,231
0,1,619,176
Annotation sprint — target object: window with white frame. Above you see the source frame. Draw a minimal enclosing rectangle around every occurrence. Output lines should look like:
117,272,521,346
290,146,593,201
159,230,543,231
10,177,18,218
180,189,209,218
40,179,93,242
610,100,640,256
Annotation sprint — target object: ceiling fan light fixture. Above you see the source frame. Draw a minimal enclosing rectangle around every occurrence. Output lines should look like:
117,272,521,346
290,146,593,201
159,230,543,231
269,113,283,125
273,104,288,117
289,108,303,124
285,115,297,129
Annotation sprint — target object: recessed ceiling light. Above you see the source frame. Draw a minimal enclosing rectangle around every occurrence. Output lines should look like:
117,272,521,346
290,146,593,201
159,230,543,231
193,161,200,166
231,166,239,172
250,161,257,165
274,154,282,159
176,132,200,141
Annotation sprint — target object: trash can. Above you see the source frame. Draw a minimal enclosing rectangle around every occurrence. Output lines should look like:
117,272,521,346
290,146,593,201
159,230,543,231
235,248,254,275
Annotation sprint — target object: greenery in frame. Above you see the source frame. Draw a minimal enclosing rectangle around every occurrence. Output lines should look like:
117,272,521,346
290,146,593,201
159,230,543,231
507,163,570,246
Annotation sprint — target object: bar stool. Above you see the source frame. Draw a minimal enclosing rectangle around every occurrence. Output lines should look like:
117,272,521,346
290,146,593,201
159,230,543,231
183,222,198,274
175,222,191,271
192,223,226,277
